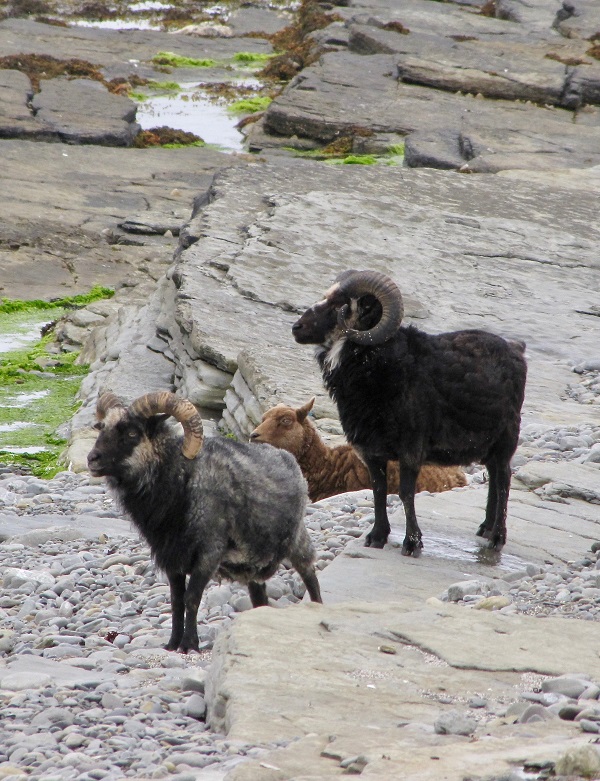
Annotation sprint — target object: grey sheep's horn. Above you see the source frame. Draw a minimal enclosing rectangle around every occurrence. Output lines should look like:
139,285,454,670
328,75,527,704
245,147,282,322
130,392,204,459
96,392,126,420
336,269,404,346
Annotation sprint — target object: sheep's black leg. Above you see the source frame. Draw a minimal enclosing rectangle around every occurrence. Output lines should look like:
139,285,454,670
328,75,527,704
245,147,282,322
179,569,212,654
165,572,186,651
477,460,499,540
488,460,510,551
364,456,391,548
398,465,422,557
248,581,269,607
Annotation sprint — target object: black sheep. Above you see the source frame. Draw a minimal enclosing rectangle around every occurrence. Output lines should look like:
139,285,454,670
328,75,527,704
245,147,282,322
87,391,322,653
292,269,527,555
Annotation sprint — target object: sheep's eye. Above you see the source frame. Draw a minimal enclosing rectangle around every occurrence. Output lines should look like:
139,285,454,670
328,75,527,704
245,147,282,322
281,417,293,427
128,430,138,439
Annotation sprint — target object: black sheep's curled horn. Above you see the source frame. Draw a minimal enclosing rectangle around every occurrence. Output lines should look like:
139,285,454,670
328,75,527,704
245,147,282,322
130,392,204,459
96,392,126,420
335,269,404,346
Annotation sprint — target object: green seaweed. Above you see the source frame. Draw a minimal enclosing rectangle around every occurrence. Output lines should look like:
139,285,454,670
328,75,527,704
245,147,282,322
0,286,114,314
152,52,217,68
232,52,274,64
284,146,404,165
0,341,87,478
147,80,181,91
0,289,112,477
129,91,149,102
330,154,378,165
161,141,206,148
387,143,405,155
228,96,272,114
282,146,332,159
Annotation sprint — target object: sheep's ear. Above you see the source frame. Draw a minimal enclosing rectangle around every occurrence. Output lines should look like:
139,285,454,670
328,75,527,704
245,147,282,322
296,397,315,422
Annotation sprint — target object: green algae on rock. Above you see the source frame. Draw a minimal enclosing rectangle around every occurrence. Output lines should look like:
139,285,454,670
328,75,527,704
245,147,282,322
228,96,272,114
0,286,114,315
0,287,114,477
151,51,217,68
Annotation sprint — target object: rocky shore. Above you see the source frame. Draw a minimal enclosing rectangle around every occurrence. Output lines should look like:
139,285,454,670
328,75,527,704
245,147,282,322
1,0,600,778
1,458,600,780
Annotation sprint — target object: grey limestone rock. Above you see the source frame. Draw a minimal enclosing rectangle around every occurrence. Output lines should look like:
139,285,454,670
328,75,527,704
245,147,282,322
542,676,591,699
31,79,140,146
434,709,478,735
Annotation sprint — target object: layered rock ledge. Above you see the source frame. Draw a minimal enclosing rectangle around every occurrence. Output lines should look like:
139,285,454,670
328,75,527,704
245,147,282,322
249,0,600,172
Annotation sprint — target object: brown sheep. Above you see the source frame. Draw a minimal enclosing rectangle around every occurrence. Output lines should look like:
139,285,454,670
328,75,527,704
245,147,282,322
249,398,467,503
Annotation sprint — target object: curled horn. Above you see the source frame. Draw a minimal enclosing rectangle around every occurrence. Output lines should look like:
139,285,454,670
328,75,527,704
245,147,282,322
96,392,126,420
335,269,404,346
130,392,204,459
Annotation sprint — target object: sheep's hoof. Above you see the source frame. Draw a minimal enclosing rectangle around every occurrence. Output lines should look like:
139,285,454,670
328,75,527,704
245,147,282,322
364,534,387,549
401,539,423,557
476,523,491,539
487,536,505,552
165,639,181,652
177,637,200,654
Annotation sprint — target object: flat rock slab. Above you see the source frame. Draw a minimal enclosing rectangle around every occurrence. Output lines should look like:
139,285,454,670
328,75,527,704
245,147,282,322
29,77,139,146
317,479,600,609
206,601,594,780
259,50,600,171
0,18,272,81
341,0,557,42
0,656,111,688
0,511,136,542
171,160,600,436
554,0,600,39
0,138,236,300
0,17,273,144
350,25,600,108
228,724,591,781
514,460,600,503
388,602,600,673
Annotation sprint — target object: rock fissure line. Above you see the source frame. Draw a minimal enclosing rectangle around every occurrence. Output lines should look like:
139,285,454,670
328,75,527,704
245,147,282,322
461,250,586,268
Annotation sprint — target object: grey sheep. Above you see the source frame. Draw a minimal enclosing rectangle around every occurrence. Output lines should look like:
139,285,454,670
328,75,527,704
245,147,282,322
292,269,527,556
87,391,322,653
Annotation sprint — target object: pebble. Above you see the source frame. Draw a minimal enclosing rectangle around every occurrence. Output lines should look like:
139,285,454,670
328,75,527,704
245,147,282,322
434,709,477,736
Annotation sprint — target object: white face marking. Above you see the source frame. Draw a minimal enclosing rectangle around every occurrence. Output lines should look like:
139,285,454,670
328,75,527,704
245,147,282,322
324,336,347,370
